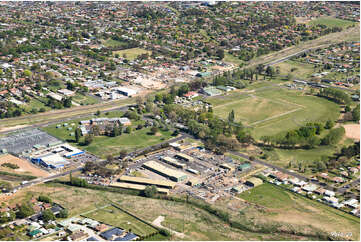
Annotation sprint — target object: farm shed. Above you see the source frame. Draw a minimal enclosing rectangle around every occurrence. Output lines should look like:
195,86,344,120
245,177,263,187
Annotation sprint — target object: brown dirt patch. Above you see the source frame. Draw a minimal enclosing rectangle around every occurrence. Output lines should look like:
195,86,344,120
343,124,360,140
0,154,49,177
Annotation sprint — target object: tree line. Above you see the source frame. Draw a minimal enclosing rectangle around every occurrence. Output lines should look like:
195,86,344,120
261,121,344,149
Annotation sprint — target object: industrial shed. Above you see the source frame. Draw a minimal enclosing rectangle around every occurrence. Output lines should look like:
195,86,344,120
161,156,186,169
117,175,176,189
110,182,170,195
31,153,69,169
61,144,84,158
175,153,194,162
220,163,235,172
188,178,202,187
245,177,263,187
142,160,187,182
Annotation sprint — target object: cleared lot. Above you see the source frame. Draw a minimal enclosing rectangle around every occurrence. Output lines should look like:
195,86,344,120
0,154,48,177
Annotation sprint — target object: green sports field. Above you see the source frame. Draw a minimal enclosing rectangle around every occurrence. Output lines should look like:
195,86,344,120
113,48,151,61
252,88,340,138
308,17,355,28
207,86,340,139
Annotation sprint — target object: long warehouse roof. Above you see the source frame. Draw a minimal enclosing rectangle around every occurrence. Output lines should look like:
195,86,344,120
143,160,187,180
161,156,186,167
176,153,194,161
110,182,169,194
118,175,176,188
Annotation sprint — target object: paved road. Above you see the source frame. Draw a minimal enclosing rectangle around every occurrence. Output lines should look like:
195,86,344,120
0,105,131,135
264,44,329,67
13,167,83,191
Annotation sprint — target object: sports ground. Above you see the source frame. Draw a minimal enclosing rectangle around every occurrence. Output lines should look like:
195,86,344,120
207,86,340,139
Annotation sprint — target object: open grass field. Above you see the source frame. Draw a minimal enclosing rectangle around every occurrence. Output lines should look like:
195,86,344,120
0,154,48,177
224,52,244,66
205,91,249,106
213,95,298,125
6,182,329,241
84,128,173,157
6,180,361,240
235,183,360,240
251,88,340,139
208,86,340,139
83,204,158,237
239,183,294,208
274,60,316,79
263,144,343,170
72,94,100,106
21,99,49,113
308,17,356,28
113,48,151,61
43,120,173,158
102,39,129,48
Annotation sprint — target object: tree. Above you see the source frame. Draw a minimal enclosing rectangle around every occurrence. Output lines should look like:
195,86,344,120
286,73,293,81
125,126,132,134
352,104,360,121
345,105,351,112
143,185,157,198
38,195,52,204
84,134,93,145
315,160,327,172
265,66,275,77
106,155,114,163
23,69,32,78
16,203,34,219
228,110,235,123
136,96,144,106
57,209,68,218
325,119,334,129
150,126,159,135
75,128,81,143
216,49,225,60
62,97,72,108
119,150,127,159
41,209,55,222
321,127,345,145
